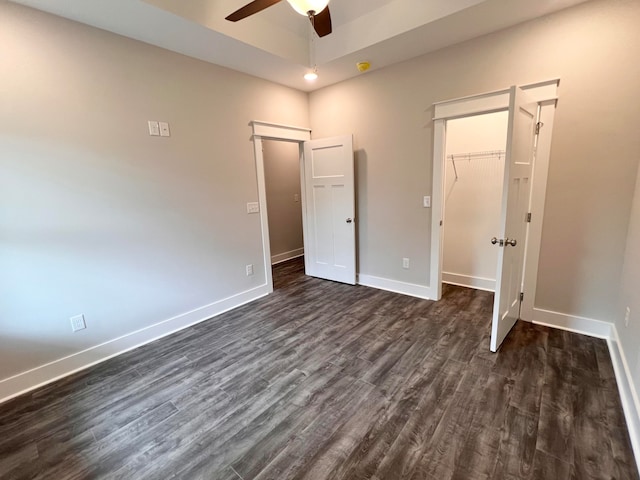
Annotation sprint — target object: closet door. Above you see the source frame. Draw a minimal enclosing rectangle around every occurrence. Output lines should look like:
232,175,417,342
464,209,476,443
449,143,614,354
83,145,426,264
490,87,537,352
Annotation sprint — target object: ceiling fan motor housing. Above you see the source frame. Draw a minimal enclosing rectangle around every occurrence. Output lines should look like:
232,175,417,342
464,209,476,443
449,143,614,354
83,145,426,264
226,0,332,38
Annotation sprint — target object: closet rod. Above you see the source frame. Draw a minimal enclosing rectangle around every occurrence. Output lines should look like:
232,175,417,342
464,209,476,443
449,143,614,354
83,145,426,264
447,149,505,181
447,149,506,161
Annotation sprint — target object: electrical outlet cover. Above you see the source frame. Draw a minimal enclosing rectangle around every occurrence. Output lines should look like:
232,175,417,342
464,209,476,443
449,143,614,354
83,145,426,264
159,122,170,137
70,314,86,332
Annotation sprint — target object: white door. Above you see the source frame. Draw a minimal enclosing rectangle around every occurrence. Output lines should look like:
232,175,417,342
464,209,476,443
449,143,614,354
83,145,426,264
303,135,356,284
490,87,538,352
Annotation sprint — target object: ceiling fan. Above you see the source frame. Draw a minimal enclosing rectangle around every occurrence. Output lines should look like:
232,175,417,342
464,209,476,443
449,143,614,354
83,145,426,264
226,0,332,37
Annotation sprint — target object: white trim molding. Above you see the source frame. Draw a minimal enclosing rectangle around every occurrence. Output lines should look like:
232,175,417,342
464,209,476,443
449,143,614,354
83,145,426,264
430,118,445,300
271,248,304,265
432,79,559,120
250,120,311,142
430,79,559,305
250,120,311,294
358,274,434,300
609,325,640,471
434,89,510,120
0,284,270,405
519,100,557,322
442,272,495,292
532,308,612,338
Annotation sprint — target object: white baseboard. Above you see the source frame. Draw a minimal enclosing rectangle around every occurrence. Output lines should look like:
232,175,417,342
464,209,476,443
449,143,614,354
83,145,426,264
609,325,640,473
532,307,612,338
271,248,304,265
357,274,433,300
442,272,495,292
0,284,270,405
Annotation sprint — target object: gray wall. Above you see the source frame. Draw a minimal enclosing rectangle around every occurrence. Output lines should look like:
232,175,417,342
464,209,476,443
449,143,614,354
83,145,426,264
309,0,640,322
2,0,639,390
0,3,309,380
263,140,304,261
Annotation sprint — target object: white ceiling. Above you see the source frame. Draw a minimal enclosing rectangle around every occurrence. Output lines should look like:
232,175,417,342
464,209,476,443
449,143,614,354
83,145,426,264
10,0,589,92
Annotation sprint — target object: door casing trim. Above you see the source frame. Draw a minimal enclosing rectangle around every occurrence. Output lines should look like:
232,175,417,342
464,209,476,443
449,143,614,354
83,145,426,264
250,121,311,293
430,79,559,323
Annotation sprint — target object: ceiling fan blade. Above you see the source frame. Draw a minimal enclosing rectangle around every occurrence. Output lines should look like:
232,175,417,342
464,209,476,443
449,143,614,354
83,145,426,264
312,6,332,37
226,0,283,22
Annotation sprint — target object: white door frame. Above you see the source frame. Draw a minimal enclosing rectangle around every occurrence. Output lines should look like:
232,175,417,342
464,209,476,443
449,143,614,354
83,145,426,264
250,121,311,294
430,79,559,321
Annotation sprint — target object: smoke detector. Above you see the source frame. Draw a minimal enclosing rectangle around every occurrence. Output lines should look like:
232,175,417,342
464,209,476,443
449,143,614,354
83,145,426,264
356,61,371,73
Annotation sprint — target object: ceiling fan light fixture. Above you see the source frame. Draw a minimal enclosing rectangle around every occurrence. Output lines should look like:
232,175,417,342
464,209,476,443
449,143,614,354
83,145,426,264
304,68,318,81
286,0,330,16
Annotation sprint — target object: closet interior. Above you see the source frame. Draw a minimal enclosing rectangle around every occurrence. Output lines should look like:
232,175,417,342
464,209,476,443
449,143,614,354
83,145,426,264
442,111,509,293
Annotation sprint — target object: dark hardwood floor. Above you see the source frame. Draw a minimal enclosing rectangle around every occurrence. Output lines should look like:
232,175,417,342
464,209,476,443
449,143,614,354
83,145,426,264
0,257,637,479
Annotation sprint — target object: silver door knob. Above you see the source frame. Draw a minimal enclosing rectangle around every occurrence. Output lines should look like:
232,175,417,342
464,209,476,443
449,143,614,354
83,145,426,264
346,218,353,224
505,238,517,247
491,237,504,246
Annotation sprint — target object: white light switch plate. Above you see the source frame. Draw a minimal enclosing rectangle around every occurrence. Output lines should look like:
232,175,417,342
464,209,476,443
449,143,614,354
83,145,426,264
148,121,160,136
246,202,260,214
423,196,431,208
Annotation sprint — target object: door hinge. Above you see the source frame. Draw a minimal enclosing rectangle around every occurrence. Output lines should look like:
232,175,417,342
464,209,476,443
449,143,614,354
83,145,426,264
535,122,544,135
520,292,524,302
526,212,532,223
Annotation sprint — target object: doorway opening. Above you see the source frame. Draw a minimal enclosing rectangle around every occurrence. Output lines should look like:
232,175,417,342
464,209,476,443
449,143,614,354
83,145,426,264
430,81,559,351
442,111,508,294
250,121,309,295
250,121,356,295
262,139,305,290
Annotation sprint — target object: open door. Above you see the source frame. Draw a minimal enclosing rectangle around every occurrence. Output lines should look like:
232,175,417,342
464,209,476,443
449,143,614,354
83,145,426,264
303,135,356,285
490,87,538,352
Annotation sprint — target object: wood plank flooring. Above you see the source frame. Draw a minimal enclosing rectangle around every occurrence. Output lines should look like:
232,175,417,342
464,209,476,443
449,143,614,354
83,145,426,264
0,257,637,479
